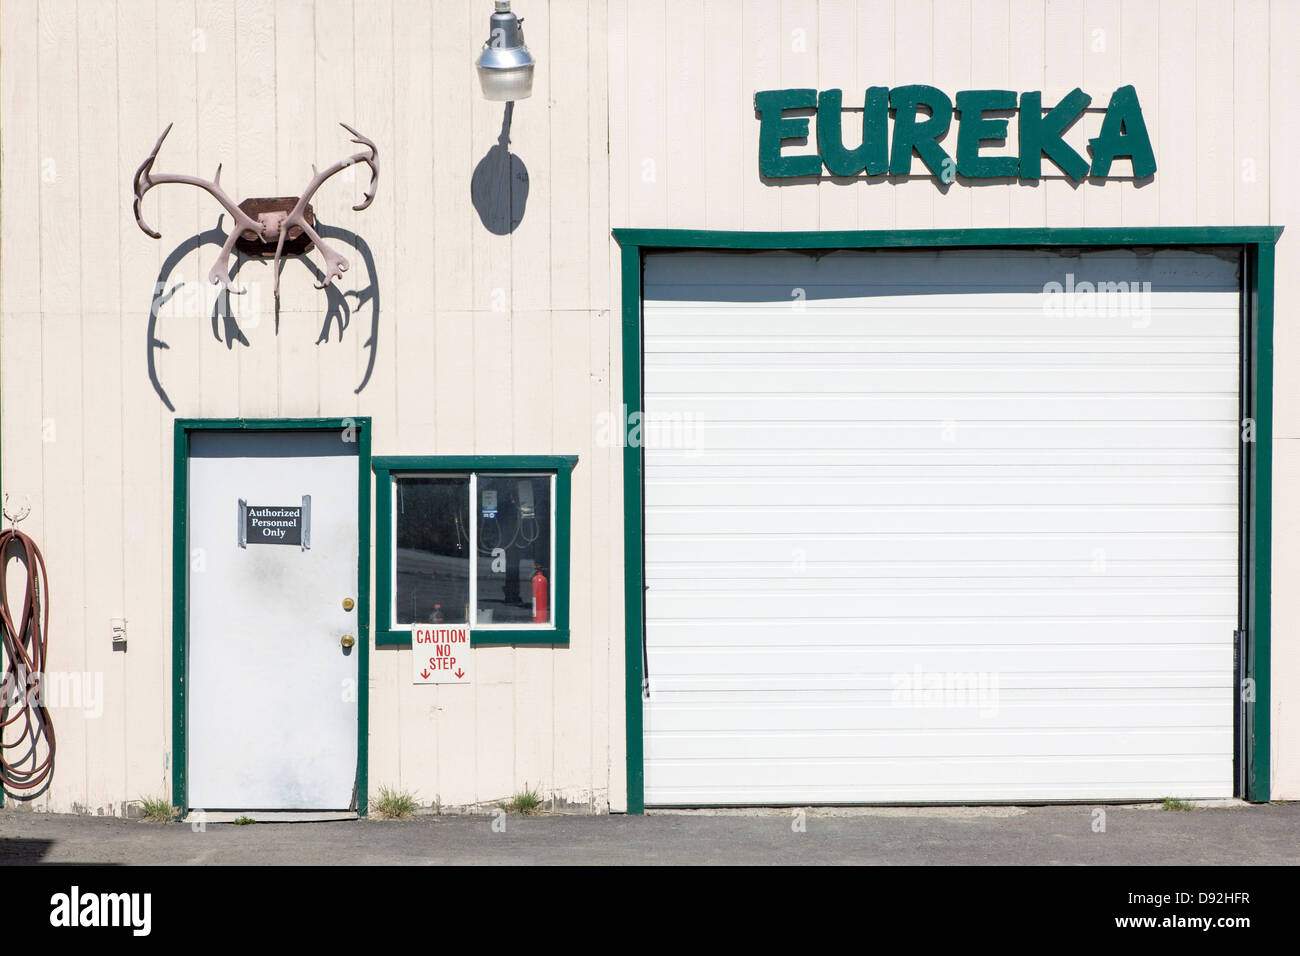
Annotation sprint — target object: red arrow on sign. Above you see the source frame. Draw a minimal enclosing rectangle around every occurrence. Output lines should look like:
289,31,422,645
421,668,431,679
455,668,465,679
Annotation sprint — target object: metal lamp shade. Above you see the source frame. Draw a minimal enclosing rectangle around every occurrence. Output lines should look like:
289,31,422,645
476,4,535,101
475,53,534,102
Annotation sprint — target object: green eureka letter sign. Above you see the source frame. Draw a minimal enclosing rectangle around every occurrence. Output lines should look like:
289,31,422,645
756,85,1155,182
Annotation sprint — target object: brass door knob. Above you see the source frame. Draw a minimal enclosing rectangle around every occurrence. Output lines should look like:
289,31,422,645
342,597,355,611
340,634,356,649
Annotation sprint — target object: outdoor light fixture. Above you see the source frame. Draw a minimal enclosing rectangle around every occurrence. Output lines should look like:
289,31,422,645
475,1,534,101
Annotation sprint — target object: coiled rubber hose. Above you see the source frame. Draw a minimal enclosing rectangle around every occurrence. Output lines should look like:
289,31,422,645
0,527,55,793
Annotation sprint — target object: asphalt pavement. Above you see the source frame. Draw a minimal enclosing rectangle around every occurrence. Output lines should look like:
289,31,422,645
2,801,1297,865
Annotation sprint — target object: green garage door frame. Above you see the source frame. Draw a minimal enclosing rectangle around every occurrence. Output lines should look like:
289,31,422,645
613,226,1282,814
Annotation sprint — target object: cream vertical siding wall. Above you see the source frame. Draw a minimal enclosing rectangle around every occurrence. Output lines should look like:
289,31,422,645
0,0,624,814
607,0,1297,799
2,0,1297,814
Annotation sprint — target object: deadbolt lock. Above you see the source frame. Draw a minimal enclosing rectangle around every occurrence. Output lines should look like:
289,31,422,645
340,634,356,649
342,597,355,611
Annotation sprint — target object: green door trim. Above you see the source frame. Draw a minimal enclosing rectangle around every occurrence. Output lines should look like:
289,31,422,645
172,417,373,817
613,226,1282,813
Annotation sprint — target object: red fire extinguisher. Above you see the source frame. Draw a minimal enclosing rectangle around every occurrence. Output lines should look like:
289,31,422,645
531,568,549,624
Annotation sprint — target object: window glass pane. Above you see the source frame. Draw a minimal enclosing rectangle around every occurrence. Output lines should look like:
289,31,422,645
395,476,470,625
475,474,552,625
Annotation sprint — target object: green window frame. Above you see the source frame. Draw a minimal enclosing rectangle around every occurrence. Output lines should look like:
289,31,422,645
373,455,577,646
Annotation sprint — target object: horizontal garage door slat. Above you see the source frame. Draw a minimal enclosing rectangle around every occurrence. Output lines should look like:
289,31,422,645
642,248,1240,805
647,510,1236,536
647,620,1231,646
648,479,1236,507
647,396,1238,421
646,367,1238,393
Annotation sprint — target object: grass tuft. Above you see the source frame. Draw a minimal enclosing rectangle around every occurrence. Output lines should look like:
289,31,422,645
140,796,177,823
232,815,257,825
373,785,417,820
1162,797,1195,812
502,785,545,815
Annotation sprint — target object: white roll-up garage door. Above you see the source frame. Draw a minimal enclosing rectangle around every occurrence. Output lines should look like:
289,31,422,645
642,247,1241,805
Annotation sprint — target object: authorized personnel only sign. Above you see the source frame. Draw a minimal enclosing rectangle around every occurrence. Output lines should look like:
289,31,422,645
245,505,302,545
238,496,310,549
412,624,471,684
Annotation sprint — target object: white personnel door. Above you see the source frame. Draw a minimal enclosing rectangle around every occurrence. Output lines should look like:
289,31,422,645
186,428,360,810
642,248,1241,805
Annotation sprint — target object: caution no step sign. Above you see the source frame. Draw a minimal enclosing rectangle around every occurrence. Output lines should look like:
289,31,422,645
412,624,470,684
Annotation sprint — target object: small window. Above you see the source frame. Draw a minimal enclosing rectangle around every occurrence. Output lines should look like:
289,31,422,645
375,457,576,645
394,475,470,625
473,474,553,626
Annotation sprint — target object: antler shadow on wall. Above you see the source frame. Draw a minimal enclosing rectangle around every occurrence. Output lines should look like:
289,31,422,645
146,220,381,412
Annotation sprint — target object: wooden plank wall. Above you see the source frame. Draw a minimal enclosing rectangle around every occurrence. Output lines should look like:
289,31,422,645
0,0,618,814
2,0,1297,811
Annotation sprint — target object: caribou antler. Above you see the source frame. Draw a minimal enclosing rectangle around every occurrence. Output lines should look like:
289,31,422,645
133,123,266,295
273,123,379,298
133,122,378,299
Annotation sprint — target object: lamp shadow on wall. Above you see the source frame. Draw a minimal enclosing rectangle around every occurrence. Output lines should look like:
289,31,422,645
146,219,381,411
472,102,529,235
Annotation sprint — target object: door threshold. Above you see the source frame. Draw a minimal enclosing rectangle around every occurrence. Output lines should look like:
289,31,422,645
188,810,359,823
